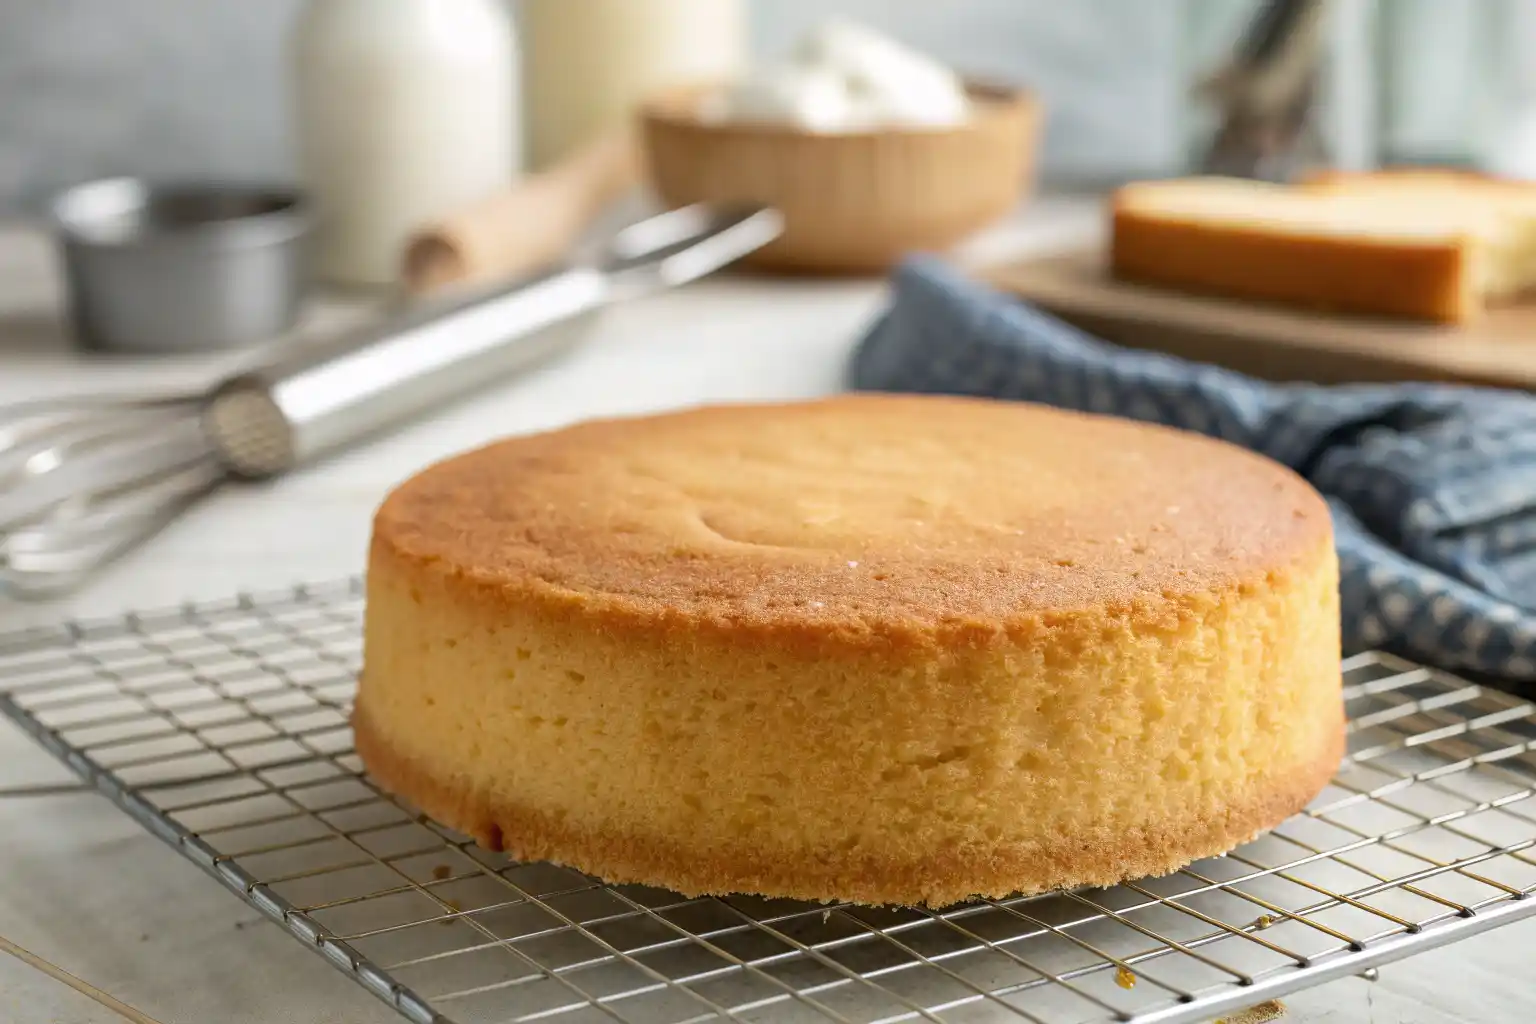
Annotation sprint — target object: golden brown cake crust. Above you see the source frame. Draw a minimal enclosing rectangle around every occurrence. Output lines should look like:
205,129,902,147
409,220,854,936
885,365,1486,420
360,395,1344,907
372,394,1331,647
354,703,1344,906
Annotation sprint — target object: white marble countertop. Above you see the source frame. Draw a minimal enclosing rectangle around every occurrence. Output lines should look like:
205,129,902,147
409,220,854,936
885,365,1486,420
0,200,1528,1023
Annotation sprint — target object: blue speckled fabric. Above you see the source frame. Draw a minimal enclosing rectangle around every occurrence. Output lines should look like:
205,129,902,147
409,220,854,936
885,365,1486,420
849,257,1536,683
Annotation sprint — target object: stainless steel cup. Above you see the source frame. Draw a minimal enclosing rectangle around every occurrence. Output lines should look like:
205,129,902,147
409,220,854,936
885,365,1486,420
50,178,311,355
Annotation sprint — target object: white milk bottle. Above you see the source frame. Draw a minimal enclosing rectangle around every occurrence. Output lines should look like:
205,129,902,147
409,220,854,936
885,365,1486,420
292,0,521,286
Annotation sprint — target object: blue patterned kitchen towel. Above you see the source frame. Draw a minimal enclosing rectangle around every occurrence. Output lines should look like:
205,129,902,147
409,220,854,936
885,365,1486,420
849,256,1536,683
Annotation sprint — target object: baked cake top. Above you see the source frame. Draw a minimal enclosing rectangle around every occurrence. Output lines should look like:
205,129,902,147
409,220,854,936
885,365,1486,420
373,394,1330,634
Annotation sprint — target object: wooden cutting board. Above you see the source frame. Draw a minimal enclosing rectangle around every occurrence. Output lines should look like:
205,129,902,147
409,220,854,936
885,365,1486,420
984,250,1536,390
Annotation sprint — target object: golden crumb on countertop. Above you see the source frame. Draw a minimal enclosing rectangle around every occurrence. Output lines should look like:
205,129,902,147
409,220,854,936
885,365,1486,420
1215,998,1287,1024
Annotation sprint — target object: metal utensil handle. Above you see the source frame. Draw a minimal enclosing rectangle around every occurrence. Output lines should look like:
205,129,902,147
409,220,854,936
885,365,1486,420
208,204,780,478
207,266,608,477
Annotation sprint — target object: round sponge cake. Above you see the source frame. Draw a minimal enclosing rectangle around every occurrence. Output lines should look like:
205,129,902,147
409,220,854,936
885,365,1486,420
358,394,1343,906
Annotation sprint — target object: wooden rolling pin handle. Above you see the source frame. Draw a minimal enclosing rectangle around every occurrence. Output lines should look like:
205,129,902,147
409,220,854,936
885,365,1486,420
402,130,640,295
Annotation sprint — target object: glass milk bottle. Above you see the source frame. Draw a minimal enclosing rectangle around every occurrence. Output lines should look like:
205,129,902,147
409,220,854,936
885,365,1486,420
520,0,749,169
291,0,521,286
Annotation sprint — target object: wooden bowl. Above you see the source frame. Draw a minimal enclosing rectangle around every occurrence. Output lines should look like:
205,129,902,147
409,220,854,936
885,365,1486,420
640,83,1044,274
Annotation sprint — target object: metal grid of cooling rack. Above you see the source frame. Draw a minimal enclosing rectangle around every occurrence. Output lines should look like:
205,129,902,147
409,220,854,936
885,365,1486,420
2,580,1536,1024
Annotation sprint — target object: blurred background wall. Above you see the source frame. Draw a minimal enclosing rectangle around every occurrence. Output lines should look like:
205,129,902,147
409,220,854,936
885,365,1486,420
0,0,1520,215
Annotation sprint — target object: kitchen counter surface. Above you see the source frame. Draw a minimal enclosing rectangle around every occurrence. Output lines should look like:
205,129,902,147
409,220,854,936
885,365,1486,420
1,199,1530,1024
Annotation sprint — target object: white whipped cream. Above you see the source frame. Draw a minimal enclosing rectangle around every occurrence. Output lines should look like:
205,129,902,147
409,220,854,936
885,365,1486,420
712,19,970,132
722,65,861,132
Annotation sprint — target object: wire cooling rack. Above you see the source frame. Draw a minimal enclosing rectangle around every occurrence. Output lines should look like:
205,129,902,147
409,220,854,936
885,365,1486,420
2,580,1535,1024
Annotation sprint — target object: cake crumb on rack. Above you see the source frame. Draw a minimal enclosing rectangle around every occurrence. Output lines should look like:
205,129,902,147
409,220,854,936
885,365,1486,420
1216,999,1286,1024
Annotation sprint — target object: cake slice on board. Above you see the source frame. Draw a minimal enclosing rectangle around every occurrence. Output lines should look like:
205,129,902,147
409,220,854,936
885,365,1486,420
1110,171,1536,323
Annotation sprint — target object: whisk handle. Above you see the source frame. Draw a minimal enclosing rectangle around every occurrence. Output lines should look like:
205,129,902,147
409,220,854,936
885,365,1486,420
203,204,780,479
204,267,608,478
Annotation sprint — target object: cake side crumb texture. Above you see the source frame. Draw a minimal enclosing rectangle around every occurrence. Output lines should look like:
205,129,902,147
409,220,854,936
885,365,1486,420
359,395,1344,906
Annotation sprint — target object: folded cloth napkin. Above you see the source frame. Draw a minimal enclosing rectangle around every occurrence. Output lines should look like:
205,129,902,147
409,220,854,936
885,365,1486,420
849,256,1536,684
